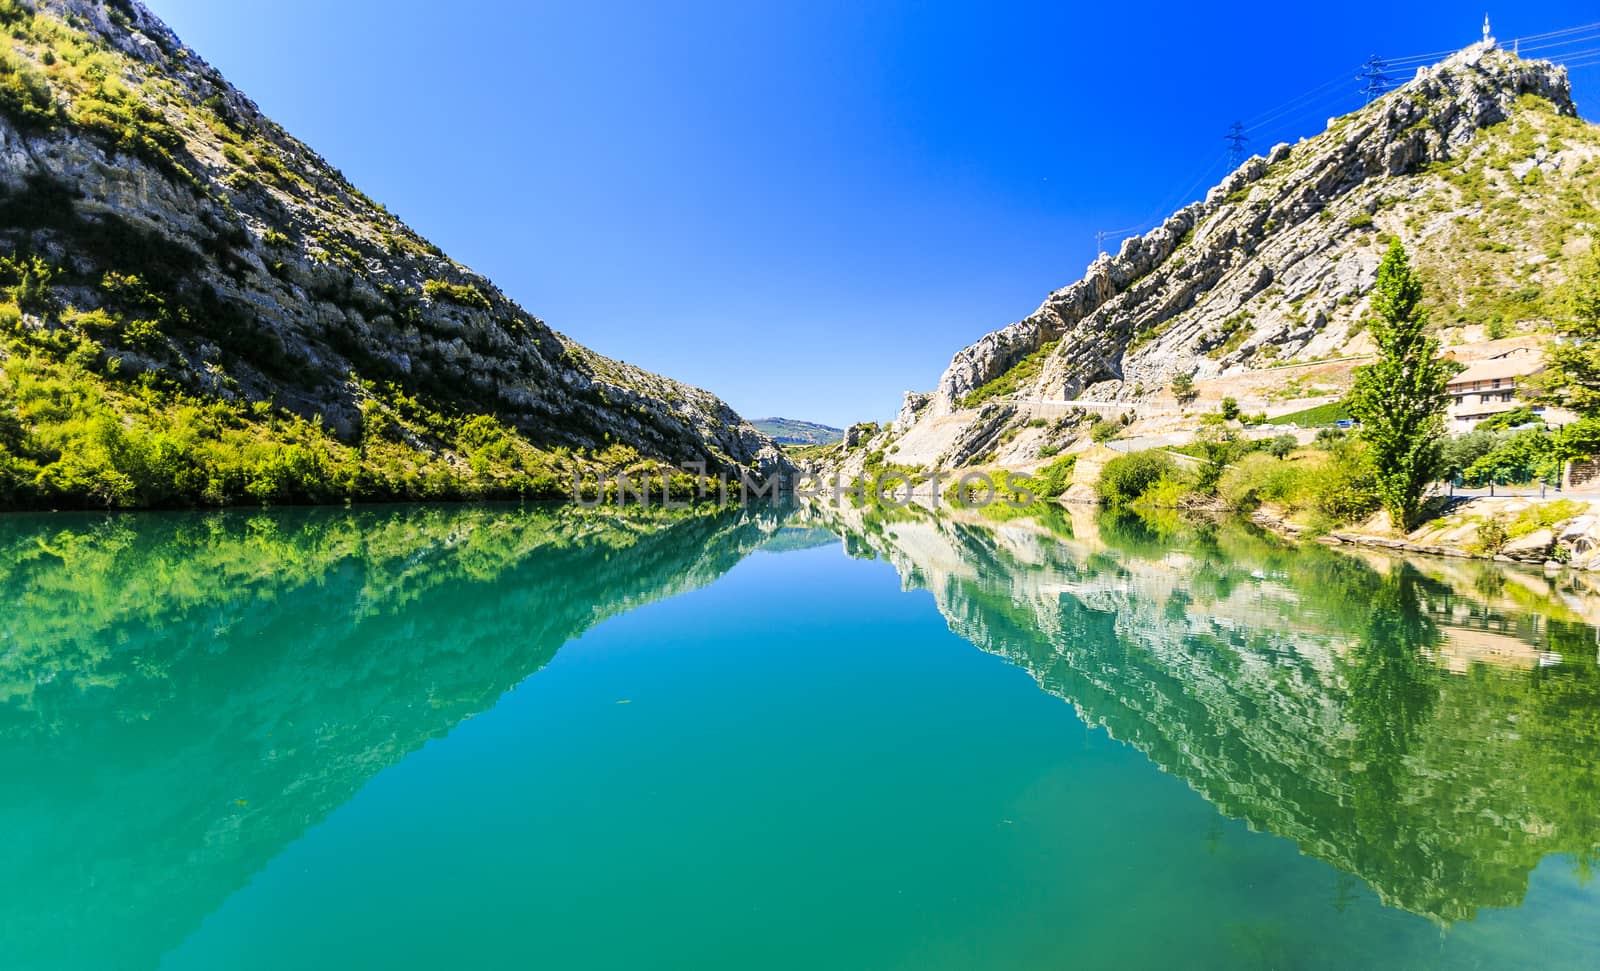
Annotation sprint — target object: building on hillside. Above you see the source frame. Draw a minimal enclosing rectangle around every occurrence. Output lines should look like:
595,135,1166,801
1445,345,1574,429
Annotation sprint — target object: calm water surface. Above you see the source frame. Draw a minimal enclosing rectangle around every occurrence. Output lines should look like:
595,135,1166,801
3,502,1599,969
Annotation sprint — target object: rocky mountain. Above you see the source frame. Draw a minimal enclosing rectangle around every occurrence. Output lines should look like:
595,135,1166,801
0,0,785,507
847,43,1600,473
750,417,844,445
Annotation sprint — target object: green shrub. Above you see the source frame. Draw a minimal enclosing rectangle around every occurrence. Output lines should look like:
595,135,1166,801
1219,396,1241,421
1097,450,1176,506
2,254,55,313
1441,430,1497,478
1090,418,1119,443
1265,433,1296,458
1474,515,1510,554
1307,446,1381,523
1463,430,1560,485
1137,473,1195,509
1219,452,1306,510
1031,453,1078,499
0,48,59,131
961,340,1061,408
423,279,492,311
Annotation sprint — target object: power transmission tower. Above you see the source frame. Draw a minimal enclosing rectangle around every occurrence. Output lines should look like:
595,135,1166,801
1359,55,1392,103
1224,121,1249,168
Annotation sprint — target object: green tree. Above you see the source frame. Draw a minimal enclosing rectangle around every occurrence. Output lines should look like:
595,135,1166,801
1192,415,1240,494
1218,396,1241,421
1096,450,1175,505
1345,240,1455,530
1170,372,1197,404
1531,245,1600,417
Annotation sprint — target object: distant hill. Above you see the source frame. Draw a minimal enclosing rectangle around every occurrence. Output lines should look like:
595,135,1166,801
750,418,845,445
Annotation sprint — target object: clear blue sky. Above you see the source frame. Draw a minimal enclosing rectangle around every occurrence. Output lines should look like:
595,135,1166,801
146,0,1600,427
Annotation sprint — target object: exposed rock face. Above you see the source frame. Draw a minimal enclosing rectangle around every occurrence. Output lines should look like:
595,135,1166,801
867,45,1593,469
0,0,787,480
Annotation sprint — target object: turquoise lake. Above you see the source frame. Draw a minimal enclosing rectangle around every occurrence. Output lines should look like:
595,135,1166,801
3,502,1599,969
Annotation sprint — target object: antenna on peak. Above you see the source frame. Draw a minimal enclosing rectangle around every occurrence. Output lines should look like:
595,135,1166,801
1224,121,1249,168
1482,14,1496,48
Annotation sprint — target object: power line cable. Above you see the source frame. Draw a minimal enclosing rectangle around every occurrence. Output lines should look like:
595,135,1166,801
1508,20,1600,45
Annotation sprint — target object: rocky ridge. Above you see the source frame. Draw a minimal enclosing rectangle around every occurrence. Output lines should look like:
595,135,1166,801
0,0,786,505
848,44,1598,473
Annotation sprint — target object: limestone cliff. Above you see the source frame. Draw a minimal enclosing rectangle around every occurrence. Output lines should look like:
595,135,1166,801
854,44,1598,472
0,0,785,506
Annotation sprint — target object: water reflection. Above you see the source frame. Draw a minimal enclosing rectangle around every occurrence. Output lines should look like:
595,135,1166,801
0,504,785,970
816,502,1600,923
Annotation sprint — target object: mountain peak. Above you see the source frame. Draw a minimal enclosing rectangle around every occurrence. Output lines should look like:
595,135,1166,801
859,47,1596,472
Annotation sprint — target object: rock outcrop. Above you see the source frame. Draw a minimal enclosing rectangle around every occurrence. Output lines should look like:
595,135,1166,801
0,0,787,504
859,43,1595,470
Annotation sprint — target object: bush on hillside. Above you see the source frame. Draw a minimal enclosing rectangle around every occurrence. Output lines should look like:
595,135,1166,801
1306,445,1381,522
1031,453,1078,499
1090,419,1120,443
1097,450,1176,506
423,279,492,311
1219,452,1305,510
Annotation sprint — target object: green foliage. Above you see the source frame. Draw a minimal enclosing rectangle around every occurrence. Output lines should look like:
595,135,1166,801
1030,453,1078,499
1218,396,1240,421
423,278,492,311
1346,240,1455,530
1307,443,1382,523
1089,418,1119,443
71,78,191,181
1440,430,1498,479
0,46,59,131
0,338,708,508
1,253,55,313
1170,372,1196,403
1191,419,1241,494
961,340,1060,408
1220,452,1303,510
1555,416,1600,461
1097,450,1176,506
1530,245,1600,416
1462,430,1561,486
1474,406,1543,432
1265,434,1296,459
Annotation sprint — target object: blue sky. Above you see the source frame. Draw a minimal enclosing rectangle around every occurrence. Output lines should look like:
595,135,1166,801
146,1,1600,427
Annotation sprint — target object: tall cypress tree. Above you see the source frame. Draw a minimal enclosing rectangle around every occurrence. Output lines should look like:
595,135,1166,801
1346,239,1456,531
